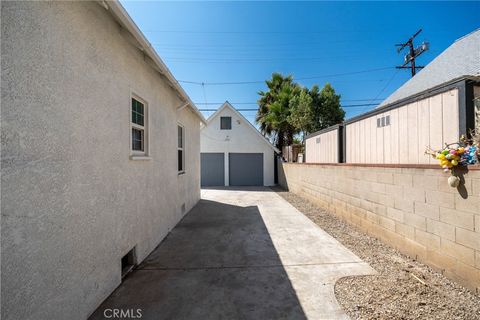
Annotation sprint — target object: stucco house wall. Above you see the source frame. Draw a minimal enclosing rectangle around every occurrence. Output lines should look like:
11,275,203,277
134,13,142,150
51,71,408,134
1,2,201,319
201,103,277,186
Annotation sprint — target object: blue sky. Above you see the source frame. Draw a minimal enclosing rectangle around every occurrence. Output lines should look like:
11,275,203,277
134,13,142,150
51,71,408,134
120,1,479,124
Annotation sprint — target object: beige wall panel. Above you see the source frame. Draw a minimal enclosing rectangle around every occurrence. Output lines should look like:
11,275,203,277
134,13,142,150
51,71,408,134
417,98,431,164
384,112,392,163
407,102,419,164
429,94,444,151
370,117,378,163
346,125,351,163
390,108,400,164
350,123,355,163
355,121,361,163
305,139,314,162
376,115,384,163
442,89,459,144
398,106,409,163
360,119,365,163
365,116,371,163
344,90,458,165
352,122,359,163
334,130,338,162
305,129,338,163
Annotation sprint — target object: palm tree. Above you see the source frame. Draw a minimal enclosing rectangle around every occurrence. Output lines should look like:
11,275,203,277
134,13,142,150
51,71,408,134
256,73,299,151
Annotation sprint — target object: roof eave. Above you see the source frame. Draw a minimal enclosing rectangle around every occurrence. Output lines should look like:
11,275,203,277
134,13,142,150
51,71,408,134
104,1,207,124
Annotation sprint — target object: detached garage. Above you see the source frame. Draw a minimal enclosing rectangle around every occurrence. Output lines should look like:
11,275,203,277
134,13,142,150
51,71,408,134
200,101,279,187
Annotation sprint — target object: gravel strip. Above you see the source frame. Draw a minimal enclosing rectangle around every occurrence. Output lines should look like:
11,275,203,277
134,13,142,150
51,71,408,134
273,187,480,320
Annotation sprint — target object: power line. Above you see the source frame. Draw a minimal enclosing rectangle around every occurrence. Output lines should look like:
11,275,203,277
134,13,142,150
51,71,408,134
360,70,401,113
194,99,385,105
198,103,379,112
164,55,366,64
178,67,394,86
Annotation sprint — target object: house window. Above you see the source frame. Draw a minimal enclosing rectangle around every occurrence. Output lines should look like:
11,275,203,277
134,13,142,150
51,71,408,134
377,118,381,128
131,97,147,154
385,115,390,126
178,125,185,173
220,117,232,130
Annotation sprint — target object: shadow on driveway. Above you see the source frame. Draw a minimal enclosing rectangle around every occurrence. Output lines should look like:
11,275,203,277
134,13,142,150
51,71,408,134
89,199,307,320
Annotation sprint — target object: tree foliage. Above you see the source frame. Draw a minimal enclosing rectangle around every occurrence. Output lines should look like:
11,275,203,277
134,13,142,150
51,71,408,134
256,73,344,151
257,73,299,150
309,83,345,132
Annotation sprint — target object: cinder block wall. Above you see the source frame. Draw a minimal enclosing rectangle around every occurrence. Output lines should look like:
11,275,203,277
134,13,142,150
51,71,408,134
279,162,480,292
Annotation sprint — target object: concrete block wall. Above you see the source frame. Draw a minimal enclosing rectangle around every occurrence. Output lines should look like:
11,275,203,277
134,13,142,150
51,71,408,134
279,162,480,292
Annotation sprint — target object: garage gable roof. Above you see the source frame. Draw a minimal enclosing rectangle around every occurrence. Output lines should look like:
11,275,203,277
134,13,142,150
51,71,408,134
378,28,480,109
204,101,280,153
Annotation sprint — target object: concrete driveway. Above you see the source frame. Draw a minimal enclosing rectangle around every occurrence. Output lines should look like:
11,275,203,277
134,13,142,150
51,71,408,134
90,187,375,320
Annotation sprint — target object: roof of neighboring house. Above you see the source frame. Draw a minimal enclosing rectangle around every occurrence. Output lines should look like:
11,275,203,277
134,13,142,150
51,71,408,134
104,1,206,123
305,124,343,139
203,101,281,153
378,28,480,108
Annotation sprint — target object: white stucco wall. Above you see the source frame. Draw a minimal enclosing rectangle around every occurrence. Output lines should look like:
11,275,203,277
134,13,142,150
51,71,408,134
1,2,200,319
201,106,276,186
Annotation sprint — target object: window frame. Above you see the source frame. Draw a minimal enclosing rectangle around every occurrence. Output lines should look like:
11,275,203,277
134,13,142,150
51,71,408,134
177,123,185,174
130,94,149,157
220,116,232,130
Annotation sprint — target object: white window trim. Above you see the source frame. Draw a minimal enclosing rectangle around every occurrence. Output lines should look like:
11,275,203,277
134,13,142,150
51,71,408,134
177,123,185,174
130,93,150,160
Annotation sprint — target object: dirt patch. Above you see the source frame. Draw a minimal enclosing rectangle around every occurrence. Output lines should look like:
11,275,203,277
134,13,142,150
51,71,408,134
274,187,480,320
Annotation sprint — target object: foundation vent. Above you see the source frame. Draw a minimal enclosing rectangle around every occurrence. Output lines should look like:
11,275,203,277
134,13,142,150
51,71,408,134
121,247,137,279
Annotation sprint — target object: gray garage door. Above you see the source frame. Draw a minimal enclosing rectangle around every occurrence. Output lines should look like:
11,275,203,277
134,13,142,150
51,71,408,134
201,153,225,187
229,153,264,186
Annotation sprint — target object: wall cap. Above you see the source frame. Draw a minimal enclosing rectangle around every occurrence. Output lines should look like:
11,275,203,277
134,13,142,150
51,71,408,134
290,162,480,170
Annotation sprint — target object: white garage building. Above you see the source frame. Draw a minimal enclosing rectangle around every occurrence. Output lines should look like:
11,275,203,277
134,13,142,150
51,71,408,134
201,102,279,187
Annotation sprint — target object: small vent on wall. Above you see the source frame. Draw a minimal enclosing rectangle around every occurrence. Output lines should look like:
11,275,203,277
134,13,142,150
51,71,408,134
377,115,391,128
316,137,321,144
181,203,186,213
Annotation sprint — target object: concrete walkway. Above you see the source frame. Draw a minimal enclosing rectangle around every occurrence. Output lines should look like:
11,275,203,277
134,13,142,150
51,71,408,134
90,188,375,320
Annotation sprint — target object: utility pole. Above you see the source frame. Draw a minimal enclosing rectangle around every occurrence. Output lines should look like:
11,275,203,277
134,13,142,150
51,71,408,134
396,29,429,77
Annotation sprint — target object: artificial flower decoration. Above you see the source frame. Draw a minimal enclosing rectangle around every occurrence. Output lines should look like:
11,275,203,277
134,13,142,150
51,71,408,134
425,131,479,187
